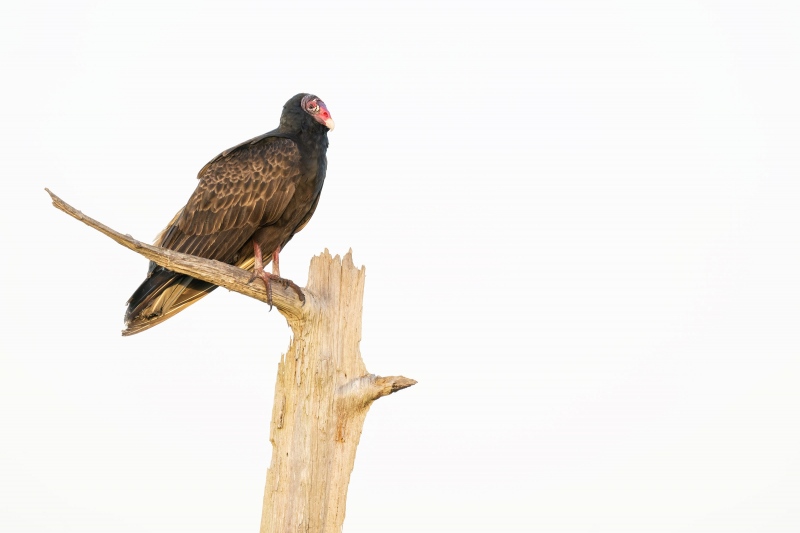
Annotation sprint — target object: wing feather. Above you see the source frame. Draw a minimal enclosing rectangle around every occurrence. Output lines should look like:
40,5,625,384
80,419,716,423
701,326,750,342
158,137,301,263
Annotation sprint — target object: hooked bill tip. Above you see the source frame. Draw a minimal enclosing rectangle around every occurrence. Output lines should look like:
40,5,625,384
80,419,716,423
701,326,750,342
325,117,335,131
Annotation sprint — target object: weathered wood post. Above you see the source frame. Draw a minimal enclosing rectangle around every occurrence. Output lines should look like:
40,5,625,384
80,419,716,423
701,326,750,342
45,189,416,532
262,250,415,532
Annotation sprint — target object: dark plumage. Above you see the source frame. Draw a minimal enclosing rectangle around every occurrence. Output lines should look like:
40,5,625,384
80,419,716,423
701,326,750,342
123,93,334,336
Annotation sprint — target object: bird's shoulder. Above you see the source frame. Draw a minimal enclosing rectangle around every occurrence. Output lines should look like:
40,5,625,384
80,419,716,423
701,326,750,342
197,131,302,181
160,134,303,246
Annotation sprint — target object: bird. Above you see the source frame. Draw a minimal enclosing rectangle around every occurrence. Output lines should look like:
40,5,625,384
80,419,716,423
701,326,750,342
123,93,334,336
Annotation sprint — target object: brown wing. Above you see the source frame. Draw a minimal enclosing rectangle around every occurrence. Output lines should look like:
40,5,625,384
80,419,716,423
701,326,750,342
122,136,302,336
158,136,302,263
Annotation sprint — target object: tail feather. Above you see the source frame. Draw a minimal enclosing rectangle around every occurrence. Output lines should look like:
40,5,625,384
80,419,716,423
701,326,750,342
123,265,217,336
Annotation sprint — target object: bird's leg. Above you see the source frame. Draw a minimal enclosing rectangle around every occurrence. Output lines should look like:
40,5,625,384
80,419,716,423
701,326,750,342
268,245,304,302
247,241,305,310
249,241,274,309
272,245,281,277
271,244,305,304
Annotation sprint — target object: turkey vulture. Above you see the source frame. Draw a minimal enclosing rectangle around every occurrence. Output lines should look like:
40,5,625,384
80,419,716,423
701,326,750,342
123,93,334,336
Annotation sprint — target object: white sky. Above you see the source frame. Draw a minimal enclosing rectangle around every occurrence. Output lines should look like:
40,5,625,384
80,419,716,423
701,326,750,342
2,1,799,531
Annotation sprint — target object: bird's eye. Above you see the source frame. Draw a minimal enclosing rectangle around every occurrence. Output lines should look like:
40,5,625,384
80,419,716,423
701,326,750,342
301,94,323,116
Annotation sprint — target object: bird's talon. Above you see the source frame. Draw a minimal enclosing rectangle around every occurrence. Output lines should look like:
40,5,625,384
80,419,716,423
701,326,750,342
287,282,305,303
267,279,274,310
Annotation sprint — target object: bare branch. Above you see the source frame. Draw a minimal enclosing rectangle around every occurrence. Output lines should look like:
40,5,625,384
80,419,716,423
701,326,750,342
336,374,418,410
45,188,306,320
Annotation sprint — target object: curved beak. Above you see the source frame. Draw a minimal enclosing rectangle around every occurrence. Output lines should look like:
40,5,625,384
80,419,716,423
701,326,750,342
317,102,335,131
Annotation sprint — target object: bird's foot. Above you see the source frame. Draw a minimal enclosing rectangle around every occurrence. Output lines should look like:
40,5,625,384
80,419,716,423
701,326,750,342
248,241,304,310
277,276,306,305
248,270,305,310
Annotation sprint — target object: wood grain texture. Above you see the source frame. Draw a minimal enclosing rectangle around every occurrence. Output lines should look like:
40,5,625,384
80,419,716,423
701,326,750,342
261,250,416,533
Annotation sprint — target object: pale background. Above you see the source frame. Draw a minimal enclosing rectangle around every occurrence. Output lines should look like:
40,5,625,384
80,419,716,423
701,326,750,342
2,1,799,531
